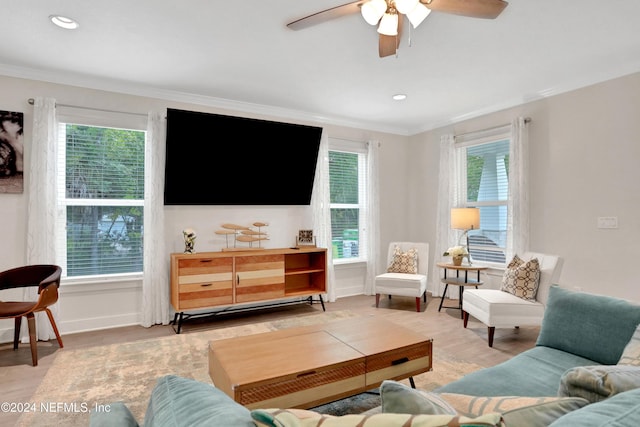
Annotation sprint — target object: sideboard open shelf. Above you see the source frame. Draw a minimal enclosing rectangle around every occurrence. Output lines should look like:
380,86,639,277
170,247,327,333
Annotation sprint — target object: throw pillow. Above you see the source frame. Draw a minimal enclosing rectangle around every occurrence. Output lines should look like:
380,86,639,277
557,364,640,403
387,246,419,274
143,375,255,427
251,408,505,427
500,254,541,300
379,380,587,427
380,380,456,415
618,323,640,366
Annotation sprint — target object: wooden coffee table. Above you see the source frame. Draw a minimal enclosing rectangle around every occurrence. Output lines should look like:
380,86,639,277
208,317,432,409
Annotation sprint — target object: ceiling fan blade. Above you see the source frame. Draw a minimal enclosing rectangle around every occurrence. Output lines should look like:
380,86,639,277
379,16,403,58
287,1,364,30
420,0,508,19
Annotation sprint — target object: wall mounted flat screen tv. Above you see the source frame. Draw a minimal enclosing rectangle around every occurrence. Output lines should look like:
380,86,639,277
164,108,323,205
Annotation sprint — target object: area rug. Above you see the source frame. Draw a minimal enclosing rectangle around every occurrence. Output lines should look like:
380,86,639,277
17,310,483,426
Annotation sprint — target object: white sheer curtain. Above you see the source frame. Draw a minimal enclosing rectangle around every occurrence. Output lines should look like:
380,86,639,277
506,117,530,259
141,111,170,326
431,134,460,297
25,97,59,340
311,130,336,302
363,140,380,295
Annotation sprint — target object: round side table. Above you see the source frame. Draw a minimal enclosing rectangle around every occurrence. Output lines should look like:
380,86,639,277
436,262,488,319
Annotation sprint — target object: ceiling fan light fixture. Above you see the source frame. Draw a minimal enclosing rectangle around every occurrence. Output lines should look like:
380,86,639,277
361,0,387,25
377,12,398,36
394,0,419,15
406,3,431,28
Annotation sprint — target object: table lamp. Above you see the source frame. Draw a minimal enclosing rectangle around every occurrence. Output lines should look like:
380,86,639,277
451,208,480,265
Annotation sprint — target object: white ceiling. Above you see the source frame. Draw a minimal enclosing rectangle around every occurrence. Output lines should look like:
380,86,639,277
2,0,640,135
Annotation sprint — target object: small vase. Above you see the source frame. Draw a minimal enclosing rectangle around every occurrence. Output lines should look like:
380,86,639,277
452,255,463,266
184,237,196,254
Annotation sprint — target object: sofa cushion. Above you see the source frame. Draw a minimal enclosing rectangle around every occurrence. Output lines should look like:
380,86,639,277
143,375,254,427
435,346,598,397
558,364,640,403
251,408,505,427
387,246,418,274
549,387,640,427
379,380,587,427
501,255,541,300
618,323,640,366
536,286,640,365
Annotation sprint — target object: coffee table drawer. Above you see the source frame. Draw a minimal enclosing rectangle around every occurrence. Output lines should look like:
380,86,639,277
236,361,366,409
365,340,432,386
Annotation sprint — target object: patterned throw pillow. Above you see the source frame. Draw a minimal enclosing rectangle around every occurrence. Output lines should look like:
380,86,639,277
618,323,640,366
379,380,587,426
251,408,505,427
558,365,640,403
387,246,418,274
500,255,541,300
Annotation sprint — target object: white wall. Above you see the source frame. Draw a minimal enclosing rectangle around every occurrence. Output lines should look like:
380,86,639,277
2,69,639,341
414,72,640,303
0,75,409,341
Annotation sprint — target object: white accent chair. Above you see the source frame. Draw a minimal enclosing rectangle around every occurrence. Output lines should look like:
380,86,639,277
462,252,563,347
374,242,429,312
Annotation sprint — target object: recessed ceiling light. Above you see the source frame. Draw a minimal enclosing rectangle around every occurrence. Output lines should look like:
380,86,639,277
392,94,407,101
49,15,79,30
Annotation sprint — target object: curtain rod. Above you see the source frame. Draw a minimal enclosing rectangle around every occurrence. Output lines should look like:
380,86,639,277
27,98,148,118
455,117,531,140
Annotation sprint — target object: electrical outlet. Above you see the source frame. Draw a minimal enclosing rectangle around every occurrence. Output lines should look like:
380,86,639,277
597,217,618,229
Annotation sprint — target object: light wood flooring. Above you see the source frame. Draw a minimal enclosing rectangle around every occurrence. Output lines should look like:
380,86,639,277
0,294,538,425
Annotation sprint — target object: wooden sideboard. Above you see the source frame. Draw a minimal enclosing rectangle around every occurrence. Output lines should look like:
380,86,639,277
170,247,327,332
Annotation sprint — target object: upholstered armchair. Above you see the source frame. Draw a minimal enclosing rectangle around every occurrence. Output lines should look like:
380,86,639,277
374,242,429,312
462,252,563,347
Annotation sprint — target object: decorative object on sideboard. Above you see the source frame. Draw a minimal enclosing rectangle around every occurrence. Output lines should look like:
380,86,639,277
183,228,197,254
215,222,269,251
296,229,316,247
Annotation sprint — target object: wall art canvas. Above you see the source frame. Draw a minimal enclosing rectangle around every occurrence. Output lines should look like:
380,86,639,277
0,110,24,193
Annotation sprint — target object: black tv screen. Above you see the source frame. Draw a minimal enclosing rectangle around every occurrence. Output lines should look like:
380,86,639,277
164,109,323,205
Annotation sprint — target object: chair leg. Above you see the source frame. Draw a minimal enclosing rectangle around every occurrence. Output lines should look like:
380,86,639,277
463,311,469,328
488,327,495,348
375,294,380,308
45,308,64,348
13,316,22,350
415,297,420,312
27,314,38,366
423,292,427,303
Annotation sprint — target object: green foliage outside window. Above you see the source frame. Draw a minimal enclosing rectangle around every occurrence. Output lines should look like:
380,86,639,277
329,150,360,259
64,124,145,276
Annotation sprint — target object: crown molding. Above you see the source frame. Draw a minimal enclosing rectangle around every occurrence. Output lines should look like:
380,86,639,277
0,63,408,136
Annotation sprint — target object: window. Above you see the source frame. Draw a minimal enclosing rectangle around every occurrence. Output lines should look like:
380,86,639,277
328,139,368,262
458,134,510,264
57,122,145,277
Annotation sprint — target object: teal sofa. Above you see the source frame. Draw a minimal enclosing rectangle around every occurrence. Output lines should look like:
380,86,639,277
430,285,640,425
90,286,640,426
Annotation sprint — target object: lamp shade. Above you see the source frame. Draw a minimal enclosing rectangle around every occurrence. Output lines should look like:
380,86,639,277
406,3,431,28
361,0,387,25
451,208,480,230
394,0,419,14
377,12,398,36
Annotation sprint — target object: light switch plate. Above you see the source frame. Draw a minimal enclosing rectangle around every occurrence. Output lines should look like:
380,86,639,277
597,217,618,229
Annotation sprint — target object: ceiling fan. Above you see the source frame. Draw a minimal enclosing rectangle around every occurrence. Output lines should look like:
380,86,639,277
287,0,508,58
